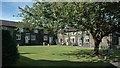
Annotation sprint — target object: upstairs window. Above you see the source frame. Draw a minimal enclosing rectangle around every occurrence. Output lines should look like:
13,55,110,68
19,28,24,32
34,29,38,33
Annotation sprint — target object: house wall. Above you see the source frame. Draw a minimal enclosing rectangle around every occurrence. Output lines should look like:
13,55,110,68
89,33,94,48
0,26,15,37
57,31,92,47
57,31,120,48
1,20,57,46
15,29,44,45
43,33,57,45
100,36,110,49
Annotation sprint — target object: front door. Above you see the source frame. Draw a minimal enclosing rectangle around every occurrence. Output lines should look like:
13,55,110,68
25,36,29,44
49,37,53,44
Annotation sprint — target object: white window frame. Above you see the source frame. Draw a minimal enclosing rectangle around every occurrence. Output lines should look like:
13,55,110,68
85,39,89,42
71,32,74,35
65,38,68,42
78,38,82,43
26,33,30,40
70,37,75,43
20,28,24,32
16,34,21,40
59,38,63,43
65,38,69,45
44,36,48,41
72,38,75,43
49,37,53,43
34,29,38,33
78,31,82,35
73,32,76,35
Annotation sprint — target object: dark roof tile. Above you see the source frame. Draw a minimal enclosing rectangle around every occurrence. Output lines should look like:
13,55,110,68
0,20,18,27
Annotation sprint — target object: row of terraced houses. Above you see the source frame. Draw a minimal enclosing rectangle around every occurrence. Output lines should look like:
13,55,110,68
1,20,120,48
1,20,56,46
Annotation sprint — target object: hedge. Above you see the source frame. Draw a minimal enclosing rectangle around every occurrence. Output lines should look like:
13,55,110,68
2,30,19,66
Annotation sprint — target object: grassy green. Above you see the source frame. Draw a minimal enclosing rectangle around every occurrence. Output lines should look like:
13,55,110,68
109,50,120,59
15,45,118,67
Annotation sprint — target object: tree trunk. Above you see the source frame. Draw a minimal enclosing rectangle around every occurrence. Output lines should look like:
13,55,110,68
93,38,101,55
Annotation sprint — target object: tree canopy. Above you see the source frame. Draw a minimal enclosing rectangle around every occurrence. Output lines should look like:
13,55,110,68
18,2,120,55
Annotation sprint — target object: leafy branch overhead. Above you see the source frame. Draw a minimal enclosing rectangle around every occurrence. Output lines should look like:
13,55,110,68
17,2,120,55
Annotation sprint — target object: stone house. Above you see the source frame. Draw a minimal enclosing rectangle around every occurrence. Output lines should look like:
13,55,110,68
57,27,120,48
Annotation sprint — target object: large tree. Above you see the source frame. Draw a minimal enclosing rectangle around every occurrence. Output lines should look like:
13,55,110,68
18,3,65,34
78,2,120,55
18,2,120,55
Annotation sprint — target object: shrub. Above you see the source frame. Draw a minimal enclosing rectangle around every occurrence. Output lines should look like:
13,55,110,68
2,30,19,66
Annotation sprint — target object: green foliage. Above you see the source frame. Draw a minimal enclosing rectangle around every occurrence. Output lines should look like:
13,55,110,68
79,3,120,37
17,2,120,55
2,30,19,66
17,2,120,35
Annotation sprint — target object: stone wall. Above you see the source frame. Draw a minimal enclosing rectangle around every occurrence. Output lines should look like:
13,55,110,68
57,31,119,48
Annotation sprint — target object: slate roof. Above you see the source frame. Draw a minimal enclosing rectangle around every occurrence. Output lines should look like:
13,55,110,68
0,20,44,29
0,20,18,27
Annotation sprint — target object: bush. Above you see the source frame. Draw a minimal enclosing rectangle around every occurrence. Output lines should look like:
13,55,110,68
2,30,19,66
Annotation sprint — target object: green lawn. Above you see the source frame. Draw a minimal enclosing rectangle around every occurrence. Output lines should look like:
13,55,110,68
15,45,118,67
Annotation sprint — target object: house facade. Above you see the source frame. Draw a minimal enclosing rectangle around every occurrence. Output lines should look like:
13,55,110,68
57,30,94,47
1,20,119,47
1,20,56,46
15,28,44,45
57,27,120,48
43,32,57,45
0,20,17,37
